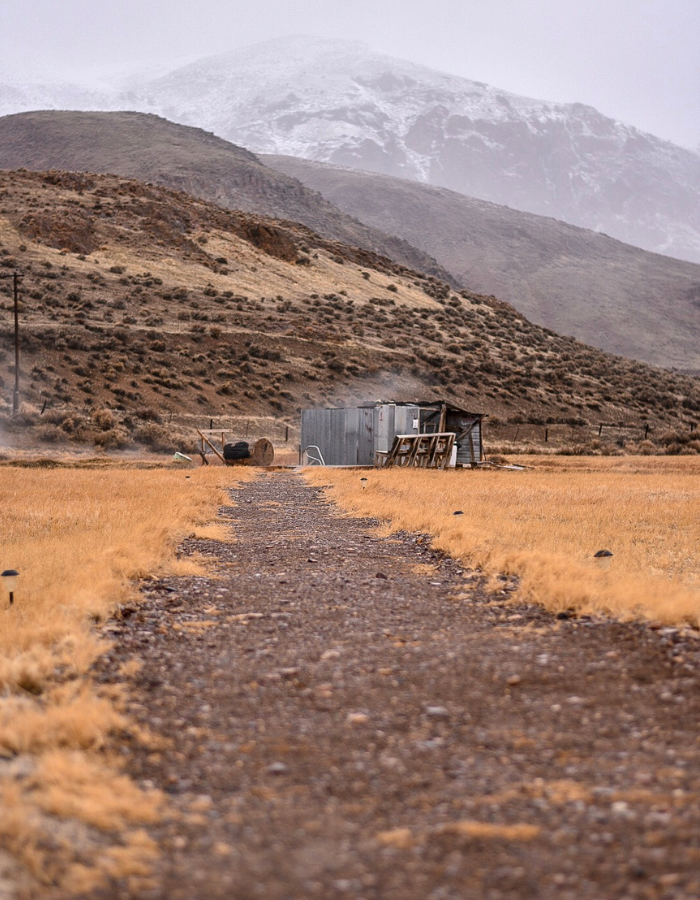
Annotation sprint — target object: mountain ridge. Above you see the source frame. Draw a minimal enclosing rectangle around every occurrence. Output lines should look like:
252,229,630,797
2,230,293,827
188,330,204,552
2,109,700,370
1,36,699,264
0,110,453,284
129,36,700,265
265,153,700,370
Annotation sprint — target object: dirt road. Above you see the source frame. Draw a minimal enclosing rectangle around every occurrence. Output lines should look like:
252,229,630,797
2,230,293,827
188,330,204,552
97,472,700,899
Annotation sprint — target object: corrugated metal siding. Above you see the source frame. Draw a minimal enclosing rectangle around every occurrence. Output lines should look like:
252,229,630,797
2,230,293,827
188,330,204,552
301,407,366,465
455,428,482,465
394,406,420,437
444,412,483,465
373,404,396,453
301,408,330,464
330,407,345,465
344,407,361,465
358,408,374,465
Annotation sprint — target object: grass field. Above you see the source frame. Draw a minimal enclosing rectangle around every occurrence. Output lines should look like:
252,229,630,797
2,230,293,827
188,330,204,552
0,464,246,895
305,456,700,627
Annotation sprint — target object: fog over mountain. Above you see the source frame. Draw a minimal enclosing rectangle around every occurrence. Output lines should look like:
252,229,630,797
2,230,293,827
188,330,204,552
127,37,700,266
1,36,700,265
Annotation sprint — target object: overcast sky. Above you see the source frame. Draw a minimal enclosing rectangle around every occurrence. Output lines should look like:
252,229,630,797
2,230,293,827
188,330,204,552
2,0,698,148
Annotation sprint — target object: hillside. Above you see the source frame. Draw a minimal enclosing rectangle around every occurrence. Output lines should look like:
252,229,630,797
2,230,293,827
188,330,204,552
265,155,700,371
3,111,700,371
129,36,700,265
0,110,451,284
0,169,698,456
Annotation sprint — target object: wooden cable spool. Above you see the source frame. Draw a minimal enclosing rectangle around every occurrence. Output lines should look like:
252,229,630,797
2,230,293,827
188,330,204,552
197,429,275,467
249,438,274,466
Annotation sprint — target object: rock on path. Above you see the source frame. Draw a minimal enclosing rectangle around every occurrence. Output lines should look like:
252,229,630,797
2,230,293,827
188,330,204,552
97,472,700,900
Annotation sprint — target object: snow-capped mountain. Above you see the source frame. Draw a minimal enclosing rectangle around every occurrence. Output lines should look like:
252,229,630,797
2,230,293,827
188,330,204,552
0,77,120,118
128,36,700,265
2,36,700,265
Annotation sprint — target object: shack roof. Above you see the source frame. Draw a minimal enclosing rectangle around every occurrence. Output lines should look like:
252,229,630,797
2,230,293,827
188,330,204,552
307,400,486,418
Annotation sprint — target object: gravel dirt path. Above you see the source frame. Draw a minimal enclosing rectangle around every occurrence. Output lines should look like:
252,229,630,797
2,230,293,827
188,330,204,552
95,472,700,900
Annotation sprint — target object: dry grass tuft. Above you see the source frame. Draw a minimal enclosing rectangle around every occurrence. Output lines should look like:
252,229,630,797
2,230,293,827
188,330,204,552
437,821,541,841
34,751,163,831
376,820,540,850
190,522,235,542
0,465,250,894
305,457,700,626
0,686,125,756
376,828,414,849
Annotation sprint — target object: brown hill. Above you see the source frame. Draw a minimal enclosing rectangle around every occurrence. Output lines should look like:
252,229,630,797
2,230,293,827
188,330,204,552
4,110,700,374
0,110,452,284
0,170,698,457
265,155,700,372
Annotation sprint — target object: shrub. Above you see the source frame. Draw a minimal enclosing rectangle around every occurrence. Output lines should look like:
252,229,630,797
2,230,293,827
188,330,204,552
36,424,64,443
61,416,84,435
94,428,129,449
43,409,70,426
93,408,116,430
660,429,690,446
134,423,173,452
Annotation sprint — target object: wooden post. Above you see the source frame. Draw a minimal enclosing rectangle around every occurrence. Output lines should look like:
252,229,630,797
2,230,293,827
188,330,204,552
544,427,548,442
196,429,226,465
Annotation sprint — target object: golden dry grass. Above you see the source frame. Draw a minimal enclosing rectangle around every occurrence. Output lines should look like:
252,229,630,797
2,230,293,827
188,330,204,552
0,465,250,894
376,819,540,850
305,457,700,626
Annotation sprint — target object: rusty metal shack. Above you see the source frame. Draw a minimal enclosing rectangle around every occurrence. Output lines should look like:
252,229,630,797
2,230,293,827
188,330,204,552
300,402,485,467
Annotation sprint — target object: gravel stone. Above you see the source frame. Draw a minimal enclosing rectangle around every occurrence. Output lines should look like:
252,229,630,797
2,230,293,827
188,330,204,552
92,472,700,900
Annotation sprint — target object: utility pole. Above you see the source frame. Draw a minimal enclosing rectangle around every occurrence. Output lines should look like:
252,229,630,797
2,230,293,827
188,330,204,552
13,272,21,415
0,270,22,415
